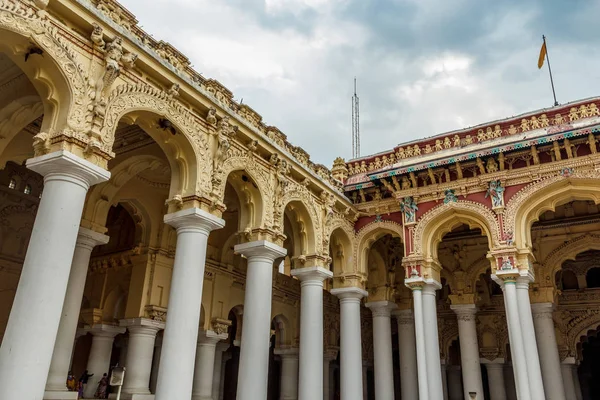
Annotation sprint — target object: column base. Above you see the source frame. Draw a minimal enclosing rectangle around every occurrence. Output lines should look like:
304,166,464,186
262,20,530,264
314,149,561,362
108,393,155,400
43,391,79,400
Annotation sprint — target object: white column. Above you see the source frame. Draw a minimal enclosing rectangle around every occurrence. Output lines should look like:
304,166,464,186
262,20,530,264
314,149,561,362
394,309,419,400
572,367,582,400
365,301,396,400
83,324,126,398
330,287,368,400
121,318,164,397
192,331,228,400
447,366,463,400
149,334,163,394
498,278,531,400
451,304,484,399
423,283,444,400
505,365,518,400
155,208,225,400
292,267,333,400
219,352,232,400
0,151,110,399
531,303,566,400
410,285,430,400
44,228,109,397
323,348,338,400
275,348,299,400
485,362,507,400
561,361,577,400
441,361,449,400
212,342,229,400
234,240,286,400
516,277,546,400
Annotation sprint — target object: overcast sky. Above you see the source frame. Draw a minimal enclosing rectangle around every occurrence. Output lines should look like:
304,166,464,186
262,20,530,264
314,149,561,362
119,0,600,167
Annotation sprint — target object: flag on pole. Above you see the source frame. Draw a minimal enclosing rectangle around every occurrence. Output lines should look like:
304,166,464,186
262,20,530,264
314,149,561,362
538,41,547,69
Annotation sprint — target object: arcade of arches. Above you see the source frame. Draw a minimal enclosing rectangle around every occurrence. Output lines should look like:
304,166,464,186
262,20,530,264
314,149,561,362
2,1,600,400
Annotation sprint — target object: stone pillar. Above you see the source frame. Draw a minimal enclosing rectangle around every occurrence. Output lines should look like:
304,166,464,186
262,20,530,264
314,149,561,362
235,241,287,400
84,325,126,398
441,361,449,400
0,151,110,400
561,361,578,400
219,351,232,400
410,284,430,400
155,208,225,400
485,362,507,400
451,304,484,399
362,362,368,400
291,267,333,400
149,334,163,394
516,277,546,400
323,348,338,400
496,275,531,400
212,342,229,400
44,228,109,398
505,365,518,400
423,283,444,400
365,301,396,400
275,348,299,400
531,303,566,400
192,331,228,400
394,309,419,400
330,287,368,400
447,366,463,400
121,318,164,398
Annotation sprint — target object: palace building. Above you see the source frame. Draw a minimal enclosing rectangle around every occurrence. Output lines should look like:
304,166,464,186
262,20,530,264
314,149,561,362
1,1,600,400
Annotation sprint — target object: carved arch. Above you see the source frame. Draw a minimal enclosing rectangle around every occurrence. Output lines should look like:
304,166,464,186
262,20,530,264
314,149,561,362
215,155,271,230
413,200,500,259
279,185,322,256
505,172,600,249
82,154,166,231
102,84,208,194
568,311,600,358
542,234,600,287
354,220,404,275
328,225,354,276
0,2,91,133
0,96,43,163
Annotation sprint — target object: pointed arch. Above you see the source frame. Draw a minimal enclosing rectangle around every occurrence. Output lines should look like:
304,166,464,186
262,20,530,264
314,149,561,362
0,3,91,134
413,200,500,259
82,154,166,231
101,84,209,195
542,234,600,287
505,172,600,249
354,220,404,275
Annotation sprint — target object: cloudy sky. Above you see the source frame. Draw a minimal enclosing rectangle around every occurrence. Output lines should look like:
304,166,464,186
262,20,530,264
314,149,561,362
120,0,600,166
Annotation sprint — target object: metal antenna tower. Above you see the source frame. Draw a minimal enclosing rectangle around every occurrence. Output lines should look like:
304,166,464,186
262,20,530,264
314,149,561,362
351,77,360,159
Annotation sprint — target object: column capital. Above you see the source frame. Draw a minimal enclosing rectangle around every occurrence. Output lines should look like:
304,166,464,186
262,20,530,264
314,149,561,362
365,301,397,317
164,207,225,234
84,324,126,338
26,150,110,187
273,347,299,359
119,317,165,335
76,227,109,249
450,304,477,320
331,286,368,300
480,358,505,366
531,302,555,320
291,266,333,282
392,309,414,325
324,346,339,362
198,330,229,345
234,240,286,260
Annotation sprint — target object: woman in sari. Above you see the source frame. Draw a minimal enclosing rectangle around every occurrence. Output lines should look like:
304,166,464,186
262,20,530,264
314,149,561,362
94,373,109,399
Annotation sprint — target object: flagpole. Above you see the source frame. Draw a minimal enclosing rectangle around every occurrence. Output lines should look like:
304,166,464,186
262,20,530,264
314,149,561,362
543,35,559,106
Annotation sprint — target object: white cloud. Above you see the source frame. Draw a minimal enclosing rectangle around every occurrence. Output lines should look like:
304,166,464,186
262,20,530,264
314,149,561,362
118,0,599,165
